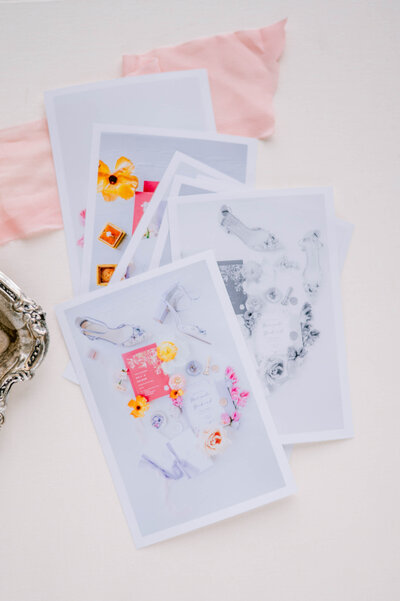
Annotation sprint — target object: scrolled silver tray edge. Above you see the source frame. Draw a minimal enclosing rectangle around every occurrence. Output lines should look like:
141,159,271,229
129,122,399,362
0,271,49,429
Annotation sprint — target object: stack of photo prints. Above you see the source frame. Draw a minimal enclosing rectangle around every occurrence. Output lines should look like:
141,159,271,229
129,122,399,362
48,70,354,548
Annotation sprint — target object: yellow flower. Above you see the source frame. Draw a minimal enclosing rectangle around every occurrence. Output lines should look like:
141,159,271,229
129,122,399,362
98,157,139,202
156,341,178,362
128,395,149,418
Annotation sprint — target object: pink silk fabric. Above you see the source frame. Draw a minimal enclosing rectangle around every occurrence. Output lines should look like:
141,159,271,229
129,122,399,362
0,119,62,244
0,20,286,245
123,19,286,138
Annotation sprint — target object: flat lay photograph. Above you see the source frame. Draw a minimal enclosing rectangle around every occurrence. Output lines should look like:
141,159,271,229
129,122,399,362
0,1,399,600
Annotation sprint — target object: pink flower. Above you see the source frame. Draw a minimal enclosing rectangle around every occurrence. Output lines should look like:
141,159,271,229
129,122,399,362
237,391,249,407
79,209,86,226
230,386,240,399
77,235,84,247
172,397,183,408
231,411,241,422
221,412,231,425
225,366,238,384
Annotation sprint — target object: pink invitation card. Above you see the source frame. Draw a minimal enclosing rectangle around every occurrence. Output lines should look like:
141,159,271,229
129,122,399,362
123,343,169,401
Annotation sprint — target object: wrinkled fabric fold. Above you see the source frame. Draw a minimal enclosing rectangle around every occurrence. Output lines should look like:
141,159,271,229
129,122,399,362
0,119,62,244
123,19,286,138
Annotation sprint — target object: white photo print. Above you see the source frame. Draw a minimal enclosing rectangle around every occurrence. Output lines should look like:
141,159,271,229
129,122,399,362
169,188,353,444
45,70,216,292
57,253,294,548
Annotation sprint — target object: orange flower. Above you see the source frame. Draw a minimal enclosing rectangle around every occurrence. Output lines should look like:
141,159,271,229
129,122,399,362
128,395,149,418
169,388,184,400
98,157,139,202
200,426,230,456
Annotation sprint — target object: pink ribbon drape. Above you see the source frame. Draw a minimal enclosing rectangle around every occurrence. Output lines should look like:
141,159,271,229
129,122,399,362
0,19,286,245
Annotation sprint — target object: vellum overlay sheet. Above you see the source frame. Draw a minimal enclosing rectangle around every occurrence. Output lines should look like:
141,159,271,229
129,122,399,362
169,189,353,444
57,253,294,548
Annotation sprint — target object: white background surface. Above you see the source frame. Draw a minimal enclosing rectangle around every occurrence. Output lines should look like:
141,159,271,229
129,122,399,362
0,1,399,600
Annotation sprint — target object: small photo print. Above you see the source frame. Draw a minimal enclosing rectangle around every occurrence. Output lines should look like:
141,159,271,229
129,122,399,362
169,190,353,444
45,70,215,292
57,254,293,548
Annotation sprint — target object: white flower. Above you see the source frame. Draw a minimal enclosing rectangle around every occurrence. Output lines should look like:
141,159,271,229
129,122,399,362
242,261,262,283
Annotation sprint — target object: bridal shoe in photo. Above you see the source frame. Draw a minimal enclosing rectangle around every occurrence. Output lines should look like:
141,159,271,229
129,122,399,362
154,283,210,344
76,317,146,347
220,205,280,252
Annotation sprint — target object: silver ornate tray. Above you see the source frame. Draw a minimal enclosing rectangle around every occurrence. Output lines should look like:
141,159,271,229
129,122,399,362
0,271,49,429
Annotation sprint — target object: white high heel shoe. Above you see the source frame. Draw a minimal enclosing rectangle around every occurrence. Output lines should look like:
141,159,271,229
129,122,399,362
76,317,146,347
299,231,323,297
154,282,197,323
220,205,280,252
154,283,211,344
